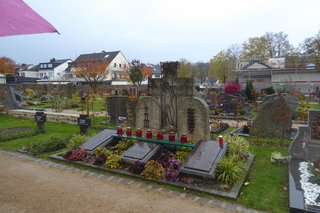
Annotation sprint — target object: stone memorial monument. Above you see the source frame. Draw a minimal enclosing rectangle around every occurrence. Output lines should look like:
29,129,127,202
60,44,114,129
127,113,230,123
135,61,210,141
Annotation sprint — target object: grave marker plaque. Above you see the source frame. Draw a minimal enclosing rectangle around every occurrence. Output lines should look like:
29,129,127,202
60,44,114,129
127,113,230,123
180,140,228,178
77,114,91,135
82,129,117,152
121,141,161,164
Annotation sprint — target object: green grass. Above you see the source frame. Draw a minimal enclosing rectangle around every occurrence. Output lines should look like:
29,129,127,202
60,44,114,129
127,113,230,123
23,97,106,112
309,103,320,110
237,145,289,213
0,115,290,212
0,115,78,151
245,136,292,146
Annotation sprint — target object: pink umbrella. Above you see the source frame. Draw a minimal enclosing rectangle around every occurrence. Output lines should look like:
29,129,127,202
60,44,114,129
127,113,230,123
0,0,58,36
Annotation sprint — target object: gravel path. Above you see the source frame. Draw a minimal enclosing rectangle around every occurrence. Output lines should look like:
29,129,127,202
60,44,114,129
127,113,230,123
0,153,232,213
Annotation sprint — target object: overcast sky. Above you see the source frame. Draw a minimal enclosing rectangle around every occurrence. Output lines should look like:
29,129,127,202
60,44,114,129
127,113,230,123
1,0,320,65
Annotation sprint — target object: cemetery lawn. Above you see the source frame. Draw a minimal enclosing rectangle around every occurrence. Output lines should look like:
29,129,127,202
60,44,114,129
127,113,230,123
309,103,320,110
0,115,289,212
237,145,289,213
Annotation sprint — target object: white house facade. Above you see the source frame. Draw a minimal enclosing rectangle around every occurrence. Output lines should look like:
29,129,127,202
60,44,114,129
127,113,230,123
17,64,37,78
37,58,72,81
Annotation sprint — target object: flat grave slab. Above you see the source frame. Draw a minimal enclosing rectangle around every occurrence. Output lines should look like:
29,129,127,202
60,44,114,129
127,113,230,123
180,140,228,178
121,141,161,164
81,129,116,152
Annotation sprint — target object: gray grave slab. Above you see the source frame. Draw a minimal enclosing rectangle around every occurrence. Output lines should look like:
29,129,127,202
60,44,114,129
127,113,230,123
121,141,161,164
81,129,116,152
180,140,228,178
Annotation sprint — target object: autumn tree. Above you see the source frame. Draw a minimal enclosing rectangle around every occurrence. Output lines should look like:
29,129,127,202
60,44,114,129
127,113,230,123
265,32,293,58
142,65,153,79
192,61,208,85
178,58,192,78
208,51,229,83
129,59,144,95
227,44,242,69
0,57,16,75
241,32,293,61
75,58,109,94
300,30,320,65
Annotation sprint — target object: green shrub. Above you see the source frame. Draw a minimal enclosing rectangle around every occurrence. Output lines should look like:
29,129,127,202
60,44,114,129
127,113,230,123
174,151,190,163
104,154,121,169
29,136,70,155
215,156,245,185
141,160,165,180
224,135,250,160
93,147,112,158
25,88,35,97
66,134,88,151
0,129,43,142
113,139,136,154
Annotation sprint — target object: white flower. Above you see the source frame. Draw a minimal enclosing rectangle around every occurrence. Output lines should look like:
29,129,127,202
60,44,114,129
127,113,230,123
299,162,320,207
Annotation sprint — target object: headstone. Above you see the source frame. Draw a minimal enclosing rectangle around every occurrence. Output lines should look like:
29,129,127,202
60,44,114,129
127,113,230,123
289,110,320,212
136,61,209,140
81,129,117,152
121,141,161,164
107,96,127,125
77,114,91,134
179,140,228,178
34,111,46,130
251,94,292,138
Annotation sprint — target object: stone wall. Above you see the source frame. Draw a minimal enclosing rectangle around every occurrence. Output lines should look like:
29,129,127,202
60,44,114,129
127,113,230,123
9,109,79,125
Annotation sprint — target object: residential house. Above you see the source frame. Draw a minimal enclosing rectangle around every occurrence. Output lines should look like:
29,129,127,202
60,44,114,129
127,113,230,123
0,73,6,84
35,58,72,81
17,64,36,78
72,50,129,82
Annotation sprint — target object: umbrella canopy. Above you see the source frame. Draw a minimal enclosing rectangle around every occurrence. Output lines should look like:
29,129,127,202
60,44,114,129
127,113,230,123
0,0,58,36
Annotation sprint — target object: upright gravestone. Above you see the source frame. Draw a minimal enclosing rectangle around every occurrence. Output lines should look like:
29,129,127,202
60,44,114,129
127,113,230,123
107,96,127,125
251,94,293,138
34,111,46,130
136,61,210,140
77,114,91,135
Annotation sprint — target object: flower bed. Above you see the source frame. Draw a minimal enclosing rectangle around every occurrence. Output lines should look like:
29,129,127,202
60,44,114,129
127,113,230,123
50,137,254,199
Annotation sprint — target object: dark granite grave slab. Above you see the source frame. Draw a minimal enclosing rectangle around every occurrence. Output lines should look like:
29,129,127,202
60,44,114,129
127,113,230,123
180,140,228,178
121,141,161,164
81,129,116,152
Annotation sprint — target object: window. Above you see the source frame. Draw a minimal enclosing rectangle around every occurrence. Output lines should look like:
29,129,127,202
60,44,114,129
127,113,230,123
40,73,43,77
114,63,117,67
48,64,53,68
40,64,44,68
124,64,127,69
119,64,121,68
49,72,53,77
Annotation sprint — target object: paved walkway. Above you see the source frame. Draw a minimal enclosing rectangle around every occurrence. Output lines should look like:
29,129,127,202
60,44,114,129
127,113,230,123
0,150,263,213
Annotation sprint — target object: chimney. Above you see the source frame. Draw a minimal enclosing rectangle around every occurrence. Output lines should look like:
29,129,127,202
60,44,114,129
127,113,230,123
50,58,56,63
